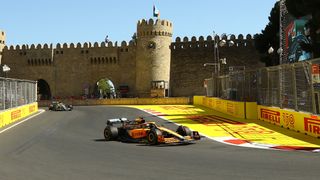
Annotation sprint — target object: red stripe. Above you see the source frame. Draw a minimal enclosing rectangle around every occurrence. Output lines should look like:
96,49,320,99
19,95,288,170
224,139,249,145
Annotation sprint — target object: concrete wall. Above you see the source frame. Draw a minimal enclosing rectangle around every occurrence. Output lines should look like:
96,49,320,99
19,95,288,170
38,97,191,107
0,102,38,128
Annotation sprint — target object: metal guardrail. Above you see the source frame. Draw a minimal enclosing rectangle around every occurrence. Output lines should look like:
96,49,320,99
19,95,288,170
0,77,37,110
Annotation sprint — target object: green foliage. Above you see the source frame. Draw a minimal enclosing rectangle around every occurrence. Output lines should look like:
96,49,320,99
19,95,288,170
254,1,280,66
97,78,112,96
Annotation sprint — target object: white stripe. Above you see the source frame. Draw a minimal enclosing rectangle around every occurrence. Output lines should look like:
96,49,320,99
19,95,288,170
0,109,45,134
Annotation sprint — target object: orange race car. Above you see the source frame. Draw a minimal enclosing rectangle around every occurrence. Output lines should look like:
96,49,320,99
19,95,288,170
103,117,200,145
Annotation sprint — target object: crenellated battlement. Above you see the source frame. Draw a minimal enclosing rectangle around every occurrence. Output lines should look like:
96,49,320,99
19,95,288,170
137,18,173,38
3,40,136,51
0,30,5,44
1,17,264,98
171,34,254,50
137,18,172,28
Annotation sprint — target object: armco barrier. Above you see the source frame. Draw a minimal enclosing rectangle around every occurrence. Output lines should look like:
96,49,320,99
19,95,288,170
38,97,191,107
0,102,38,128
258,105,320,138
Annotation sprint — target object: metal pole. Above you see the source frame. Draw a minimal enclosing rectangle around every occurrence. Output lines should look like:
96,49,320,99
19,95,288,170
309,62,317,114
15,81,17,107
211,71,214,97
292,64,298,110
279,66,283,108
10,81,12,108
213,40,217,97
2,80,5,110
35,81,38,102
217,43,220,97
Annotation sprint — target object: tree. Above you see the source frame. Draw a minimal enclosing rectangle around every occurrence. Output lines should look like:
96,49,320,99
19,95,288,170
285,0,320,58
254,1,280,66
97,78,112,98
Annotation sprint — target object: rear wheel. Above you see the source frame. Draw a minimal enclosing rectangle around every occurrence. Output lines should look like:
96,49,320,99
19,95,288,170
104,126,118,141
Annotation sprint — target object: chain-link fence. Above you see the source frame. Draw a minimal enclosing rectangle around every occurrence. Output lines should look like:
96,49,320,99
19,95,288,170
0,78,37,110
206,58,320,114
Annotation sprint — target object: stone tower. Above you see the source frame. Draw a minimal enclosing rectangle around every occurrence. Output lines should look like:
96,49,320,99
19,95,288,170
0,29,5,64
135,18,173,97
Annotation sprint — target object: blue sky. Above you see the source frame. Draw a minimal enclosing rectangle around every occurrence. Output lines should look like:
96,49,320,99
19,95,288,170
0,0,277,46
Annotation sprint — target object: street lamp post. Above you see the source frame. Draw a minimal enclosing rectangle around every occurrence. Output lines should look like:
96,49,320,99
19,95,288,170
204,32,234,97
2,64,10,78
2,64,10,110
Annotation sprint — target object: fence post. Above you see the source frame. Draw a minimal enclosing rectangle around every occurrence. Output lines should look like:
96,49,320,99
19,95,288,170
292,64,298,111
2,80,5,110
309,62,317,114
267,68,270,105
15,81,18,107
278,66,282,108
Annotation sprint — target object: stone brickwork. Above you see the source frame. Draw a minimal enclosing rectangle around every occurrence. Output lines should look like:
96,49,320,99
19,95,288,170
170,34,264,97
2,41,137,98
1,18,264,98
135,19,173,97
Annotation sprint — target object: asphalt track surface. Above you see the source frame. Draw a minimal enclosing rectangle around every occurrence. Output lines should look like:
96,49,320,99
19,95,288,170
0,106,320,180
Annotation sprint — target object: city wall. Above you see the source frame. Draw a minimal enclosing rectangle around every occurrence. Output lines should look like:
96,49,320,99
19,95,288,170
170,34,264,97
2,41,137,97
1,18,264,98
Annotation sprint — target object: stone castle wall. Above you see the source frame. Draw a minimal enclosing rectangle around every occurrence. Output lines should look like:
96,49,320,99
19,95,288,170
2,41,137,97
135,19,173,96
1,19,264,98
170,34,264,97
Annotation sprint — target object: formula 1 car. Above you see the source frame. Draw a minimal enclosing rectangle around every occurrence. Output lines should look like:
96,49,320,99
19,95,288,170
103,117,200,145
48,101,73,111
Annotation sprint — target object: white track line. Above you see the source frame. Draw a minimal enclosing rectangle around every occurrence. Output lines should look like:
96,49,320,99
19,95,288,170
0,109,45,134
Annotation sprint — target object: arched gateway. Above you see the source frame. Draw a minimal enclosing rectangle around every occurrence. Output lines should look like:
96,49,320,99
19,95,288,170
37,79,51,100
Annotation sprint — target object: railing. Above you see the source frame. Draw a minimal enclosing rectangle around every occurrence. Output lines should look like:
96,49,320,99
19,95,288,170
0,77,37,110
206,58,320,114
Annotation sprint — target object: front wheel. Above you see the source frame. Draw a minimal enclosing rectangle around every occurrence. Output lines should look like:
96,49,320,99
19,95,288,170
147,129,162,145
176,126,192,136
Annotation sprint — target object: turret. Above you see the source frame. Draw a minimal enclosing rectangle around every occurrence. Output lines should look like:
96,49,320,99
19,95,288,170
135,18,173,97
0,29,5,64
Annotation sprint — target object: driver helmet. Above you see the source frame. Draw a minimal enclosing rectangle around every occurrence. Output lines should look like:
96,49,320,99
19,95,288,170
135,116,145,123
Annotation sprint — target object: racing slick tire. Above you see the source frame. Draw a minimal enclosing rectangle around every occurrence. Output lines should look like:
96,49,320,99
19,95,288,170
104,126,118,141
147,129,162,145
176,126,192,136
68,105,73,111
